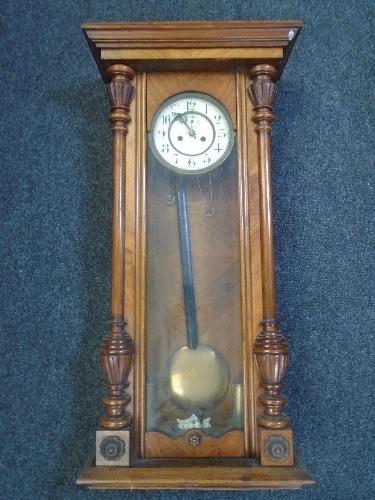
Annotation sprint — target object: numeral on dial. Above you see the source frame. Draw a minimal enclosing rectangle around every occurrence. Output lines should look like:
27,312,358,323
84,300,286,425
186,100,196,111
162,114,171,125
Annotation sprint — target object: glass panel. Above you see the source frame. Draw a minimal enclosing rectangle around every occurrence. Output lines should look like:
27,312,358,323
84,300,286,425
145,118,242,441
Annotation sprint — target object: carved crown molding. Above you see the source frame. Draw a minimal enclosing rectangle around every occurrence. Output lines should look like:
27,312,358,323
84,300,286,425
82,21,302,79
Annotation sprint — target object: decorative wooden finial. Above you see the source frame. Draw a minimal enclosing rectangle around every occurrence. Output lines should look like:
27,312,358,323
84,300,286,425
106,65,136,132
248,64,290,431
248,64,277,133
99,64,136,430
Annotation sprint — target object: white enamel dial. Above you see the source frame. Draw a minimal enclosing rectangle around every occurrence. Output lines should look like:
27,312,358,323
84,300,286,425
150,92,234,174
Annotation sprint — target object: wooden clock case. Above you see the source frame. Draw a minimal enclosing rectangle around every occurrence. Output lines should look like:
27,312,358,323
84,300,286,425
77,21,314,490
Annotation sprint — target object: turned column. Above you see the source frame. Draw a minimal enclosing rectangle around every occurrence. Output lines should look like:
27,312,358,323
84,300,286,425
99,64,136,430
248,64,289,431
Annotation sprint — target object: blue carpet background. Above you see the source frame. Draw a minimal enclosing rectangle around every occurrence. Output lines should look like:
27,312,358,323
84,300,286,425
1,1,374,499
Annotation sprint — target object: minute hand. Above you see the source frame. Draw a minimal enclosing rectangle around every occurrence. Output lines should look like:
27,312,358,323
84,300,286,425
173,112,196,138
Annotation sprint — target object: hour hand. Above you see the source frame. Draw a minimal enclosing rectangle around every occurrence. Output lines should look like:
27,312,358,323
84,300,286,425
173,112,196,138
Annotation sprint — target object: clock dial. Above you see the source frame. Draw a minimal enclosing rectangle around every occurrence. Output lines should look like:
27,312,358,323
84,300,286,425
150,92,234,174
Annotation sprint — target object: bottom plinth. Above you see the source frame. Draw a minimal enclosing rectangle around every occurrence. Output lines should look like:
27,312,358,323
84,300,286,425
76,455,314,490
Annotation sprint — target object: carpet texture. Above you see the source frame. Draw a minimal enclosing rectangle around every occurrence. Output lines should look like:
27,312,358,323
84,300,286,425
0,1,374,499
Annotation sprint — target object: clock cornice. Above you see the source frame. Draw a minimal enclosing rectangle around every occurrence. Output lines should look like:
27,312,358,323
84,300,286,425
82,20,302,79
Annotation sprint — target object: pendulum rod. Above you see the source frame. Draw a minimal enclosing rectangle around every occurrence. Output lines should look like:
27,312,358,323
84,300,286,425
176,178,198,350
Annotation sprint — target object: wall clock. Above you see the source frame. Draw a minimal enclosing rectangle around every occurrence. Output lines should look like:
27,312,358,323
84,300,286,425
77,20,314,490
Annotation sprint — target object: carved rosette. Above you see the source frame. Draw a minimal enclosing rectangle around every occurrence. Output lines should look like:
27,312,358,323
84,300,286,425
99,435,127,461
99,64,136,431
265,434,290,462
186,430,203,448
248,65,290,431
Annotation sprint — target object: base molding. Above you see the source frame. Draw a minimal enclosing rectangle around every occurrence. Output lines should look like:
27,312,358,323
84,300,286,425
76,455,314,490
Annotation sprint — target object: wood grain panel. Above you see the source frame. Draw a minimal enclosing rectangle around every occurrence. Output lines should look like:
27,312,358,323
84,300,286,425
146,72,236,131
145,430,245,458
102,47,283,61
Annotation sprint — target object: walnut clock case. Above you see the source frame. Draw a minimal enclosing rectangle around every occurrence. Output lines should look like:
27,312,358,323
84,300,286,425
77,21,314,490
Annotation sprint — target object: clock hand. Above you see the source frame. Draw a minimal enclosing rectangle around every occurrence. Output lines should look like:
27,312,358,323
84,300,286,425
173,112,196,138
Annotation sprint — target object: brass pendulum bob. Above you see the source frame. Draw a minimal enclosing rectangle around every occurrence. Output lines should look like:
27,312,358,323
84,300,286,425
168,178,230,411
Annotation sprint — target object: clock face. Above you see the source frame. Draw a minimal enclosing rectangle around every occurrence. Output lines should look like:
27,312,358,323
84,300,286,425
150,92,234,174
